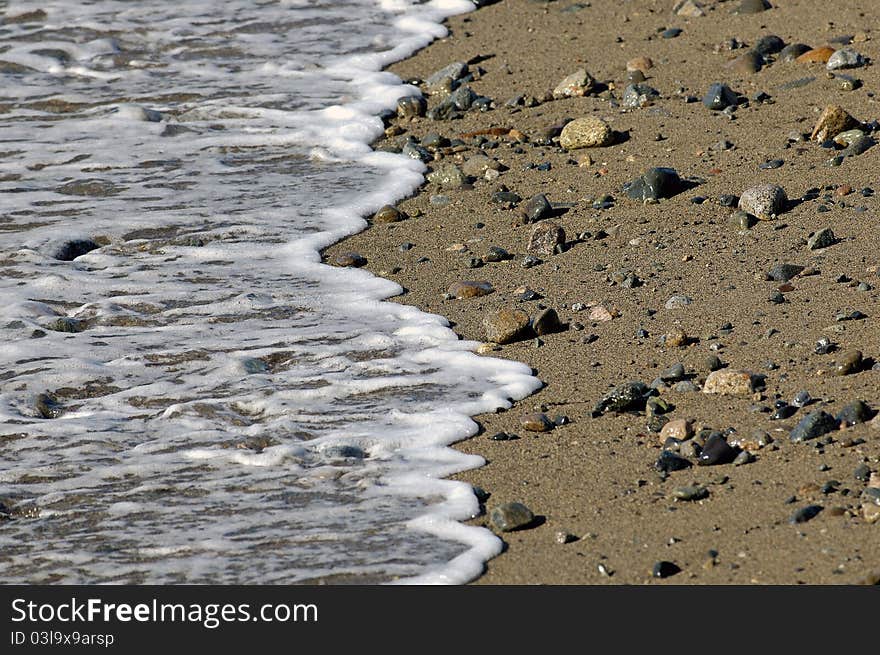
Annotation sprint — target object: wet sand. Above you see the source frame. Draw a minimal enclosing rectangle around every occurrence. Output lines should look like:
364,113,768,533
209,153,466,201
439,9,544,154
327,0,880,584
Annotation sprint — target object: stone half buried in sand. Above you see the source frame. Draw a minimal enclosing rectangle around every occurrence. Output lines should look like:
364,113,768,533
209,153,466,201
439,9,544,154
447,280,493,299
702,369,761,395
559,116,614,149
623,167,683,202
789,410,840,442
738,184,787,220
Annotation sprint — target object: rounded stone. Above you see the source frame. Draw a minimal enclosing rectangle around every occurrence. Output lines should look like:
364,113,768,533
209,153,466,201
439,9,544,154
533,308,562,336
738,184,787,220
660,418,693,443
835,350,863,376
330,252,366,267
559,116,614,150
490,502,535,532
520,412,554,432
373,204,406,224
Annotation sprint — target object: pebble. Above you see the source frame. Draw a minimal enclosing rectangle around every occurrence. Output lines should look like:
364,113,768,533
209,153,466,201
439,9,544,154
729,50,764,74
789,410,840,443
589,305,615,322
553,69,596,98
521,412,554,432
703,83,738,110
626,56,653,73
664,295,692,309
698,432,738,465
489,502,535,532
779,43,811,61
425,61,468,93
35,393,63,419
483,308,531,344
826,48,865,70
836,400,872,426
792,390,812,408
51,238,100,261
729,429,772,452
652,561,682,578
661,28,683,39
702,369,757,395
373,204,406,224
522,193,553,223
483,246,510,263
654,450,692,473
755,34,785,56
555,531,578,545
330,252,366,267
559,116,614,149
672,485,708,501
527,221,565,256
624,167,683,201
834,349,863,376
623,83,659,108
767,263,803,282
738,184,787,220
660,362,686,381
426,163,466,189
796,46,836,63
593,381,650,416
448,280,494,299
397,95,426,118
704,355,724,372
789,505,823,524
728,210,754,230
533,308,562,336
810,105,858,142
674,0,705,18
664,327,688,346
46,317,88,333
462,155,498,178
807,227,836,250
660,418,693,442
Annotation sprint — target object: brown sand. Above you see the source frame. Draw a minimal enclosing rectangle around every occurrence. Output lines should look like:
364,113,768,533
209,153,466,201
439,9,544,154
327,0,880,584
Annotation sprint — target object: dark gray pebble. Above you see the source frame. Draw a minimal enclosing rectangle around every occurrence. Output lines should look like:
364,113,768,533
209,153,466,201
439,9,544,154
790,504,823,524
789,410,839,443
655,450,692,473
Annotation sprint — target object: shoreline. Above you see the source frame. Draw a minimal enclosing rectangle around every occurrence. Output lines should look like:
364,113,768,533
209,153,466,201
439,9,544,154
328,0,880,584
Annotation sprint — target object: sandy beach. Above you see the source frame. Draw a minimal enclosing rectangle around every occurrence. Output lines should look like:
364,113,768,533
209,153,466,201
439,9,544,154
327,0,880,584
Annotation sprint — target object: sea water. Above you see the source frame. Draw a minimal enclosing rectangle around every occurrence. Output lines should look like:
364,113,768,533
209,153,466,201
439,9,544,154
0,0,540,583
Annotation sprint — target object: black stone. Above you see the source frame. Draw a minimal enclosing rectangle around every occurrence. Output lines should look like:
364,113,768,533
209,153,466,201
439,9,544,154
652,561,681,578
697,432,738,466
51,239,100,261
754,34,785,56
